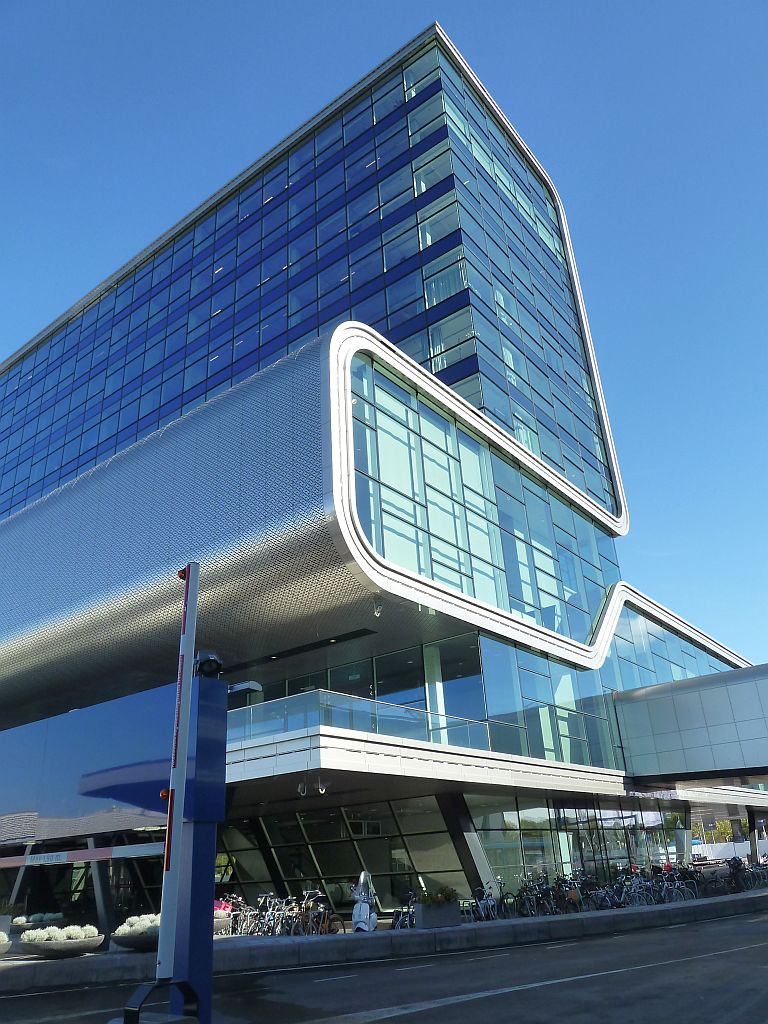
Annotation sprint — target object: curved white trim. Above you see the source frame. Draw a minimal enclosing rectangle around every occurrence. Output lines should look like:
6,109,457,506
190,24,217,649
329,322,747,672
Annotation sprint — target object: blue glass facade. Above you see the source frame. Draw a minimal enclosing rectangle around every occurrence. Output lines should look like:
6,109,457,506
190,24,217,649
0,685,173,846
0,41,616,522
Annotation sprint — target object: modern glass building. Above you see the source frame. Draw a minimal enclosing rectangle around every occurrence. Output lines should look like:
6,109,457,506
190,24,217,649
1,24,765,923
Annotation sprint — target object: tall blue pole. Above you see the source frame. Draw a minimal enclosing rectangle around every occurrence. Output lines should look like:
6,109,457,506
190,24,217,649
168,671,227,1023
126,562,227,1024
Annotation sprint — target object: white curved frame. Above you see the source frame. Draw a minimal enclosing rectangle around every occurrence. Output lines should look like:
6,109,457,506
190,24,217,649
329,322,747,672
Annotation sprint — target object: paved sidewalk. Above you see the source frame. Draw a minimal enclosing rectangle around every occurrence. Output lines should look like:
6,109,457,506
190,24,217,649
1,888,766,995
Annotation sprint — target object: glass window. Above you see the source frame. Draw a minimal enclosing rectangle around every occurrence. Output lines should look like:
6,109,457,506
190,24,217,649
299,807,349,843
355,837,413,875
287,671,327,696
274,845,318,880
312,841,361,876
405,832,462,872
424,633,485,722
391,795,445,834
375,647,426,709
466,794,520,831
328,659,374,699
262,813,304,846
345,802,399,838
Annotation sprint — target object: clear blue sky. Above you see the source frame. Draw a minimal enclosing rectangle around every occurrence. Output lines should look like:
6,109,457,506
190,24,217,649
2,1,766,662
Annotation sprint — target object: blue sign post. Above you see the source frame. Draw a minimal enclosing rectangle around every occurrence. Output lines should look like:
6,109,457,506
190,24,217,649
119,563,227,1024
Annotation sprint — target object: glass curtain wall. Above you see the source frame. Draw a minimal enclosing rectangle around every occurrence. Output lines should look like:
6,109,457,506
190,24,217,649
352,351,620,642
436,48,617,513
468,793,691,888
221,795,469,912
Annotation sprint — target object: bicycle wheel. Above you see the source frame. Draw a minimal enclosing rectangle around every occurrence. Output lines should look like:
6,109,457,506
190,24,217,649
586,891,611,911
679,885,696,901
497,895,516,919
624,891,647,908
664,887,684,902
517,895,537,917
743,870,756,891
566,895,584,913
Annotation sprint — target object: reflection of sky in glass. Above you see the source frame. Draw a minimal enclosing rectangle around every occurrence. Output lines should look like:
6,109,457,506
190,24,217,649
0,684,174,844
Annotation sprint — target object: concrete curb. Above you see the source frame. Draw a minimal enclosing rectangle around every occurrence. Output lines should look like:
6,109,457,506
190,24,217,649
2,889,766,995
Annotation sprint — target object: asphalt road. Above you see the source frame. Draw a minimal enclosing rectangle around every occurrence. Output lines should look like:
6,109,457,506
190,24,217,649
3,912,768,1024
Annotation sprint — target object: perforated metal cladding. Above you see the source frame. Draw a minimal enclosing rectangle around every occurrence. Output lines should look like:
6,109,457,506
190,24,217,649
0,337,400,726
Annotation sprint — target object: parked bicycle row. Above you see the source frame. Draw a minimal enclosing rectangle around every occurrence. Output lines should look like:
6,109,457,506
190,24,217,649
219,890,346,936
217,856,767,935
459,857,768,920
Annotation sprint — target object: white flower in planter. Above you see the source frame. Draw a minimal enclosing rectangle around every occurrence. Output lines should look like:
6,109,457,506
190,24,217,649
23,924,99,942
115,914,161,937
0,932,9,944
12,916,27,925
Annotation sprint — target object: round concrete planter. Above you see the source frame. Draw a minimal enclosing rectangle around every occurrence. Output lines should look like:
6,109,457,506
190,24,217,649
0,940,12,958
112,931,159,952
19,936,104,958
213,917,231,935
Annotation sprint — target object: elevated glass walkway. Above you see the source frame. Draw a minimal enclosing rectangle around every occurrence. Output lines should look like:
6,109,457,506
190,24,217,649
614,663,768,782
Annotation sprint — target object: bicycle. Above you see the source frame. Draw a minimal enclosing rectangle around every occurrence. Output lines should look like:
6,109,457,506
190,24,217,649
470,883,497,921
553,874,586,913
295,889,345,935
393,892,416,929
493,877,518,919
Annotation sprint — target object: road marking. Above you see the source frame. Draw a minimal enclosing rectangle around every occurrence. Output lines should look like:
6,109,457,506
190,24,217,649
748,917,768,922
546,943,571,949
666,924,687,928
313,974,358,983
465,953,508,961
395,964,434,971
298,941,768,1023
0,1002,166,1023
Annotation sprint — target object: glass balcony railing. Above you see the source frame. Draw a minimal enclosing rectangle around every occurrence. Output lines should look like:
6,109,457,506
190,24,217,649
227,689,494,753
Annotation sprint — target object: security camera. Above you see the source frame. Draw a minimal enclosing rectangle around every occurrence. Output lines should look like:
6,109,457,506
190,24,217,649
196,651,223,677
